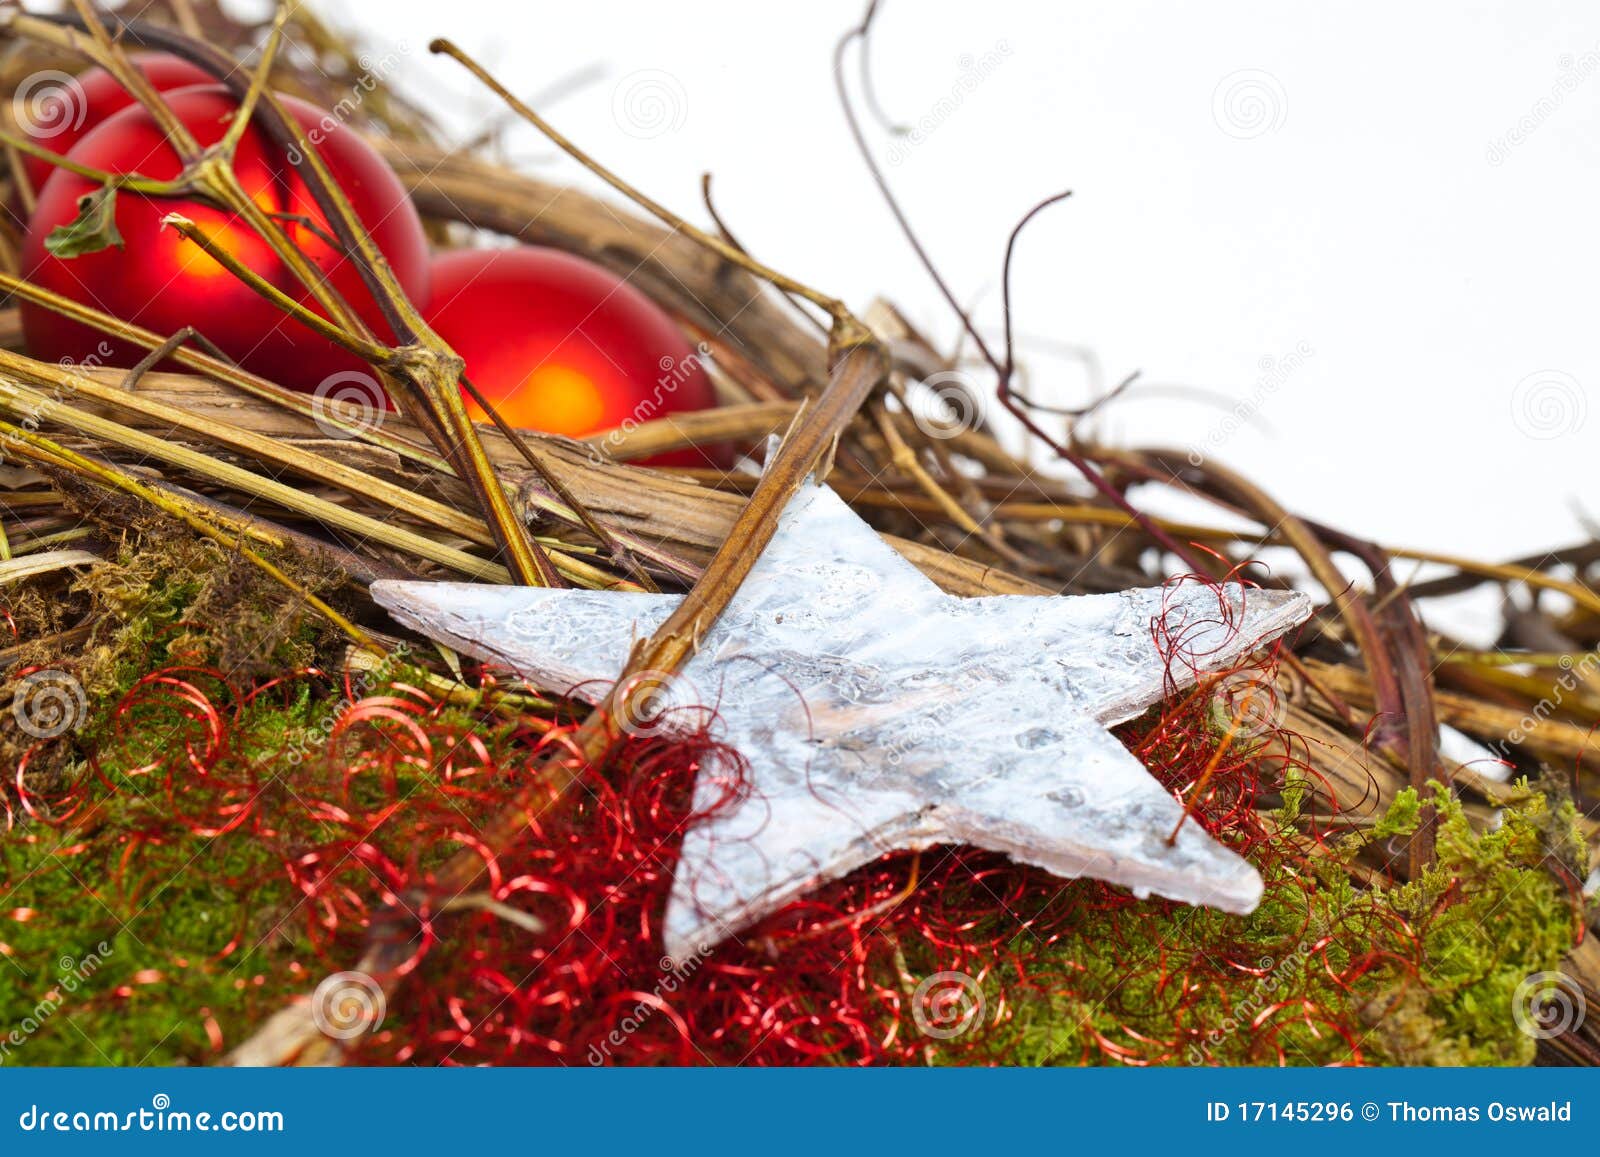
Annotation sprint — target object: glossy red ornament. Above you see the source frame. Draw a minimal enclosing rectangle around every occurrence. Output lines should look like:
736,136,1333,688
16,54,213,196
423,247,720,465
19,85,430,390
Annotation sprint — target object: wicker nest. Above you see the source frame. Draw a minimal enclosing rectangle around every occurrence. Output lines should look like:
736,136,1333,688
0,1,1593,1065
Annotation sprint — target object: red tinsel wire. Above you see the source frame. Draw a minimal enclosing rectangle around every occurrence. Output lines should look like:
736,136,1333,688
7,577,1427,1065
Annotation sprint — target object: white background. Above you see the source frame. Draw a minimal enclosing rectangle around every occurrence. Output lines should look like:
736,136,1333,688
310,0,1594,578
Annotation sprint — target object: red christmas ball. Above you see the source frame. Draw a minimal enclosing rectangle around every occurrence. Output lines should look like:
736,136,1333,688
15,54,213,195
19,85,430,390
423,247,720,465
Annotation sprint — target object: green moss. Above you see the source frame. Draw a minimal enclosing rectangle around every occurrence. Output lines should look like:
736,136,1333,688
77,531,341,701
963,784,1585,1066
2,525,1586,1065
1370,787,1423,843
0,827,300,1065
0,530,354,1065
1361,786,1583,1065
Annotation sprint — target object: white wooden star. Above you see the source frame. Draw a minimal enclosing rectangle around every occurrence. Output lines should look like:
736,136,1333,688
373,484,1309,960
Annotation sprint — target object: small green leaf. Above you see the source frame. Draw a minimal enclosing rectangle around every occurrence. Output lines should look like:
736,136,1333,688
43,184,124,258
